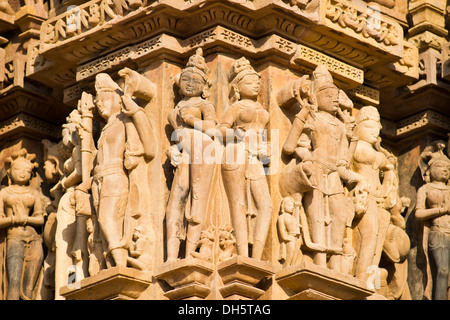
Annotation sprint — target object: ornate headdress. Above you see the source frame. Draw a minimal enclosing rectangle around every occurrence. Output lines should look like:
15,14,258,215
5,148,39,183
311,64,337,93
229,57,260,85
95,73,122,94
355,106,380,124
181,48,209,82
418,140,450,183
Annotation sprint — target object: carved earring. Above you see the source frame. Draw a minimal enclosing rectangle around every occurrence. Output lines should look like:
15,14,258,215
232,84,240,101
174,73,181,88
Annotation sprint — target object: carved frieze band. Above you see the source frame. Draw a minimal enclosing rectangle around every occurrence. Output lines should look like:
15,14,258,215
347,84,379,106
0,113,61,139
324,0,403,53
381,110,450,139
75,26,364,88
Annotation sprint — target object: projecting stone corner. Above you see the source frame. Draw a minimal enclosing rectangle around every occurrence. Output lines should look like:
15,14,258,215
275,261,375,300
59,266,153,300
154,258,214,300
217,256,274,300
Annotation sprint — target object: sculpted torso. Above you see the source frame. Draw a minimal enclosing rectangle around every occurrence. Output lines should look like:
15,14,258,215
422,183,450,230
309,111,346,165
1,186,40,237
352,141,386,194
94,114,127,172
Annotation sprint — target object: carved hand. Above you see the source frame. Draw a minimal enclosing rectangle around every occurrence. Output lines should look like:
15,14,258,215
301,160,314,176
118,67,139,98
121,95,141,117
167,145,183,167
235,127,246,140
179,108,196,126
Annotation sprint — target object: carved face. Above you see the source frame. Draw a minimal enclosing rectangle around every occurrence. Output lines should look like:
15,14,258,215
44,159,59,183
95,92,121,120
283,199,295,214
179,71,205,97
237,74,260,99
62,124,76,148
315,86,339,114
10,158,33,186
429,159,450,183
356,119,381,145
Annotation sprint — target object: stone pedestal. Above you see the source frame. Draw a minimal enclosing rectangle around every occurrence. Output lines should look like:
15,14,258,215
154,258,214,300
217,256,274,300
275,261,374,300
59,267,153,300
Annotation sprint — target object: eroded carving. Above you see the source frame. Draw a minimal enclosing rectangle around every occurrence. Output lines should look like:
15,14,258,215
220,57,272,261
0,149,45,300
416,140,450,300
278,65,365,273
165,48,217,262
74,68,157,272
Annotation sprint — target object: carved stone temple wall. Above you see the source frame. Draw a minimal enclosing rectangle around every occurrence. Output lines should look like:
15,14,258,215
0,0,450,301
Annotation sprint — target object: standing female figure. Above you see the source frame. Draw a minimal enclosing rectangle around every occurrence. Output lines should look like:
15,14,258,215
351,106,396,280
0,149,44,300
166,48,218,261
219,57,272,260
416,142,450,300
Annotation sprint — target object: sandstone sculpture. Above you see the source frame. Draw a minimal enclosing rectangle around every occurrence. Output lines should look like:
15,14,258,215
76,69,156,270
220,57,272,261
0,149,45,300
278,64,365,273
165,48,218,262
416,140,450,300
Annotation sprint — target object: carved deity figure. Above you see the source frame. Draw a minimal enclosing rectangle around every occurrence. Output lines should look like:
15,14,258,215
219,57,272,260
350,106,400,281
277,197,302,267
40,138,68,300
278,65,365,272
127,225,153,270
416,141,450,300
218,224,236,262
190,226,215,262
166,48,218,262
0,149,44,300
76,69,156,269
52,109,90,300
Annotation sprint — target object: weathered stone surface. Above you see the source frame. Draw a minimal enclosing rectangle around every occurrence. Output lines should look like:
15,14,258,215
0,0,449,301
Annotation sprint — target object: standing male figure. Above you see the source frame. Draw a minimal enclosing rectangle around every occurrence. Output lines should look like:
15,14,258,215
77,70,156,268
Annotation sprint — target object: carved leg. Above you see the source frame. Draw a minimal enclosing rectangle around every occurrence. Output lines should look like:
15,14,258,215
6,239,24,300
186,161,215,256
21,238,44,299
166,162,190,262
54,191,77,299
327,193,348,273
250,176,272,260
97,174,128,267
303,189,327,267
429,233,450,300
354,199,379,280
222,163,248,257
